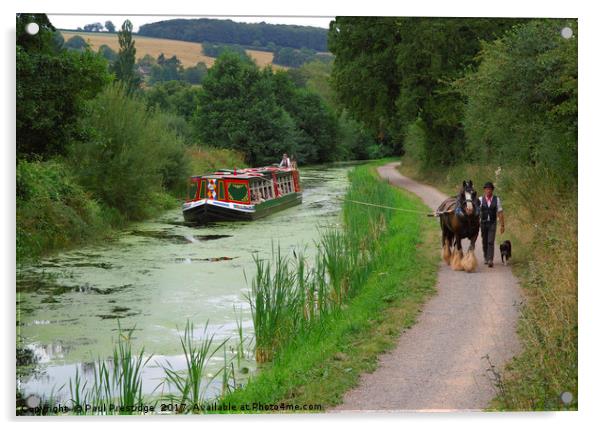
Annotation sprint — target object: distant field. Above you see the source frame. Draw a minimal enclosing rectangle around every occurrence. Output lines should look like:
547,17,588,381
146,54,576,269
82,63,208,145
61,30,285,69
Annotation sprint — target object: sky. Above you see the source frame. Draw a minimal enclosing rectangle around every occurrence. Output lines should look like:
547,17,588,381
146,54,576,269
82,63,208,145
47,14,334,32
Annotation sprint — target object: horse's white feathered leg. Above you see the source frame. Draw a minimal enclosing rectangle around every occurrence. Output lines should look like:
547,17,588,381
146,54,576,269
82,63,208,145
451,248,464,271
462,248,478,272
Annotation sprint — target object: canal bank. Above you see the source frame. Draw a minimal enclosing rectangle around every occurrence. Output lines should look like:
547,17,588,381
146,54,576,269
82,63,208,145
17,163,356,402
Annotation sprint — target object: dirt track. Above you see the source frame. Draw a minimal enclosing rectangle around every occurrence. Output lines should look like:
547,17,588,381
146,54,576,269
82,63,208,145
331,162,522,412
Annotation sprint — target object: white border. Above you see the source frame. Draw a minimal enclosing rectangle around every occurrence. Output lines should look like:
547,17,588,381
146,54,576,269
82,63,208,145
3,1,600,429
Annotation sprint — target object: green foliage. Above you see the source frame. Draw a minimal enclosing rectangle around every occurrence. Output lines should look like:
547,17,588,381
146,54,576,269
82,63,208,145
64,35,89,51
67,325,153,415
402,118,428,164
105,20,116,33
328,17,521,160
160,322,228,410
273,47,316,67
271,71,340,163
456,19,577,179
144,80,202,120
139,18,328,51
194,53,300,166
98,44,118,63
186,146,247,175
202,42,248,59
291,59,335,108
149,53,183,83
113,20,140,91
70,84,189,220
398,158,577,410
16,160,114,261
16,14,57,54
182,62,208,84
17,39,112,157
337,111,376,160
223,163,438,408
83,22,104,32
194,53,344,165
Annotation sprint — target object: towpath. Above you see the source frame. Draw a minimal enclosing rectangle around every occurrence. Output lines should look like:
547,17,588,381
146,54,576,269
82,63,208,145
331,162,522,411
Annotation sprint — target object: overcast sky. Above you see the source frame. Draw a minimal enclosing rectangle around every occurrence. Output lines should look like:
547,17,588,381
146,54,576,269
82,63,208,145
48,14,334,32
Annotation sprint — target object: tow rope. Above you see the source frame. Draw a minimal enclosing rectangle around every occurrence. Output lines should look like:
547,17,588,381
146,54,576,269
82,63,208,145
336,197,450,217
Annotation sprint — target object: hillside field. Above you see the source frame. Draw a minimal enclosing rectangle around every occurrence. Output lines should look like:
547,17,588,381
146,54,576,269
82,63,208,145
61,30,286,69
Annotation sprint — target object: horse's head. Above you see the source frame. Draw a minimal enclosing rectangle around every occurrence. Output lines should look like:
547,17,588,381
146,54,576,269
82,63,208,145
459,180,478,216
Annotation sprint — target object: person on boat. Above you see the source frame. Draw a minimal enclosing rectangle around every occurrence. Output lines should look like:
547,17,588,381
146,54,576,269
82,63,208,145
251,190,265,204
279,153,291,168
290,155,298,170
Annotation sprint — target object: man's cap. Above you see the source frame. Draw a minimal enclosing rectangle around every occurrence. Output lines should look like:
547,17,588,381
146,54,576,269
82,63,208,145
483,181,495,189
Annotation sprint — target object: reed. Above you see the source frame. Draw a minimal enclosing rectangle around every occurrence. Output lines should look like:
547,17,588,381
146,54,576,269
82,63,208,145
220,161,439,408
246,164,399,364
160,321,228,411
65,324,152,415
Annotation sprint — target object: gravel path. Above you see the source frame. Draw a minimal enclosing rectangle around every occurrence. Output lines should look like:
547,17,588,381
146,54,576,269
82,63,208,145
331,162,522,412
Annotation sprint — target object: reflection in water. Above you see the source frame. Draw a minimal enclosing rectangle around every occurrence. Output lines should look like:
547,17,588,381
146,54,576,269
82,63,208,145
16,164,355,400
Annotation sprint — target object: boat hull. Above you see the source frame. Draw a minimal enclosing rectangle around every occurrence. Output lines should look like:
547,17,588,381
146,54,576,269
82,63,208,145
183,192,302,224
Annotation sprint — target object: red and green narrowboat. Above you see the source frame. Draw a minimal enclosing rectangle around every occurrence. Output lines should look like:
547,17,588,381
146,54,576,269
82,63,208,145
182,166,302,223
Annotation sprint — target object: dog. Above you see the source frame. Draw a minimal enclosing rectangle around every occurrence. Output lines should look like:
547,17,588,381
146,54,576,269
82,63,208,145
500,240,512,266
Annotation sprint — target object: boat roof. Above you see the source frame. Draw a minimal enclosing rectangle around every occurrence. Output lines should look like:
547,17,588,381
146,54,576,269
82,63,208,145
192,166,296,180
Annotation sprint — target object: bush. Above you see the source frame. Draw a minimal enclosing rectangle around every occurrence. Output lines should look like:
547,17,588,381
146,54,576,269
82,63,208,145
70,84,190,220
456,19,577,178
16,160,114,261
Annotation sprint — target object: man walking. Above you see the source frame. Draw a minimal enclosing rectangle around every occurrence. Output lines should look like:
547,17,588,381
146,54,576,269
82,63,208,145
479,182,505,267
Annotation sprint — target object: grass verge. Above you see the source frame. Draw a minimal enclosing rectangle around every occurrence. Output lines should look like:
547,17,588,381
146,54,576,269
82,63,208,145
215,160,440,411
398,156,577,411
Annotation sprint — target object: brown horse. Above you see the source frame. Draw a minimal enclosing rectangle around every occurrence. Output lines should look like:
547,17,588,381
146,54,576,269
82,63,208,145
438,180,480,272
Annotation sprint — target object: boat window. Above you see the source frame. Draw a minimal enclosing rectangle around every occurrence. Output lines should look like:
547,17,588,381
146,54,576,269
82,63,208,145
227,182,250,203
218,180,225,200
188,180,199,201
200,180,207,198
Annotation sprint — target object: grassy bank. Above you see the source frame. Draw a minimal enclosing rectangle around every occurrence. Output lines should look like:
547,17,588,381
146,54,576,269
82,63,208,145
16,146,246,263
215,161,439,410
398,157,577,410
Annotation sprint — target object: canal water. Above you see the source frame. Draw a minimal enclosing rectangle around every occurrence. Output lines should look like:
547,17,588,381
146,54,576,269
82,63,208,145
16,163,355,401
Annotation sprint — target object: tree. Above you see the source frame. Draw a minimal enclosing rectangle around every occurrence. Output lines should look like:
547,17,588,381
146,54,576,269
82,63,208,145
270,71,340,163
17,14,112,157
98,44,118,63
328,17,521,162
194,52,299,165
83,22,104,32
71,84,189,219
456,19,577,178
149,53,183,83
182,62,208,84
113,20,140,91
144,80,202,121
105,20,116,33
64,35,89,51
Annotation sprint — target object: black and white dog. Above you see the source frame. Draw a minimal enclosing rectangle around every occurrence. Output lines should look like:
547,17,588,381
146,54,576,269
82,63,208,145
500,240,512,266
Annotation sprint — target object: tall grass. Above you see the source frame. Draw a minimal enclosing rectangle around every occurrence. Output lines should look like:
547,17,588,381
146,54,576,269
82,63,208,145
246,166,407,364
399,157,577,410
160,321,228,411
67,325,153,415
187,145,247,175
220,161,439,408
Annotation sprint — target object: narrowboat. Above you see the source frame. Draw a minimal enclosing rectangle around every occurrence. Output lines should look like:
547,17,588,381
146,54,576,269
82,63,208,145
182,166,302,223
